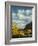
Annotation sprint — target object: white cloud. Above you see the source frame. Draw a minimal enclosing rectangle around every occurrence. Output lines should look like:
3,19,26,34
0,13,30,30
17,23,26,29
17,13,32,20
12,18,32,29
25,9,32,16
12,12,16,16
17,13,25,19
12,10,32,29
18,9,24,13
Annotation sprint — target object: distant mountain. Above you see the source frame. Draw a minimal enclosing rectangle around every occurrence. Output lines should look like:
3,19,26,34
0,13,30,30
24,22,32,30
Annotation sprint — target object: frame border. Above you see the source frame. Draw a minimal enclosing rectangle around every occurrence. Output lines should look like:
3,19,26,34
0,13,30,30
5,1,37,44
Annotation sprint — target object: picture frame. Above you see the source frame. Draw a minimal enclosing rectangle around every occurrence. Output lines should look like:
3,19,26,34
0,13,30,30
5,1,37,44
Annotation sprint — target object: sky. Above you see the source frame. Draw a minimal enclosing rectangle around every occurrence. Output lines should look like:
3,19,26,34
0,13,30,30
11,6,32,29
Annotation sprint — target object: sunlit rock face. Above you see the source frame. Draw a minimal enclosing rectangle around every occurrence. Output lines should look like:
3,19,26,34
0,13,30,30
11,6,32,29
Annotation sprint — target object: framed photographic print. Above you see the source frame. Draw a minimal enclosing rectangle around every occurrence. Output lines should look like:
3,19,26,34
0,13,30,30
5,1,37,44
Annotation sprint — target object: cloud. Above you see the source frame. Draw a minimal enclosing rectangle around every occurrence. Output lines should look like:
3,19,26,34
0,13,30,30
17,13,32,20
12,13,18,20
18,9,24,13
11,8,32,29
17,23,26,29
12,17,32,29
12,13,16,18
17,13,25,19
24,9,32,16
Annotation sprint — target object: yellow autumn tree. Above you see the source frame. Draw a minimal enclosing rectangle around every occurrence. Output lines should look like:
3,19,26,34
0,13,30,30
12,22,19,35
